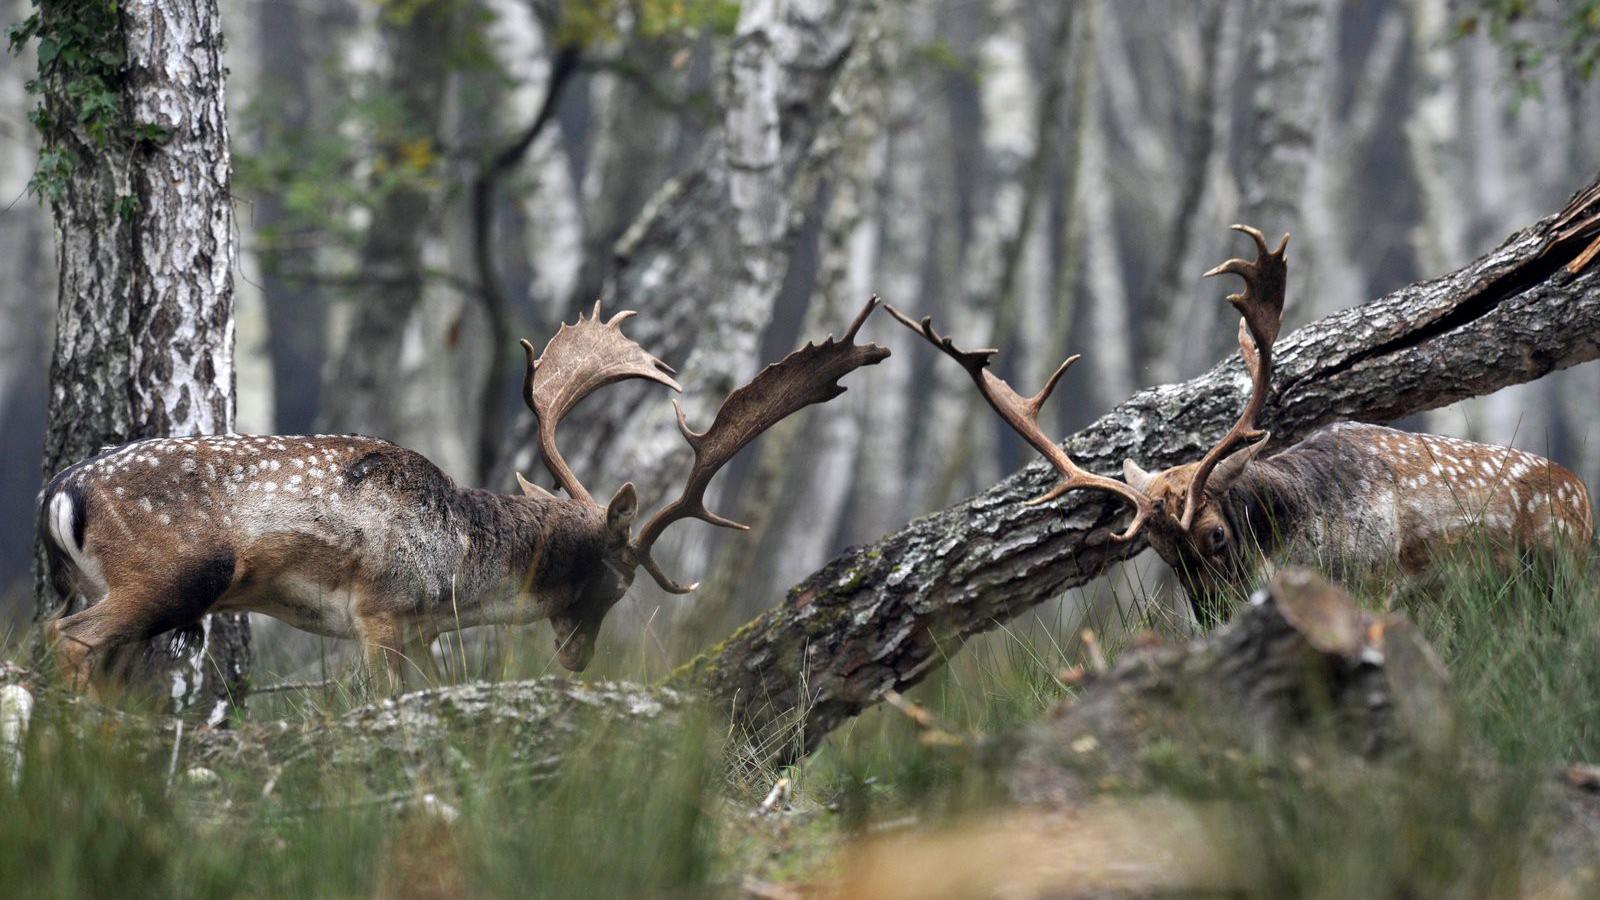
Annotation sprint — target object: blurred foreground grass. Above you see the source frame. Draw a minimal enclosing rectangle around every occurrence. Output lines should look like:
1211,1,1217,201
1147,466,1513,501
2,541,1598,898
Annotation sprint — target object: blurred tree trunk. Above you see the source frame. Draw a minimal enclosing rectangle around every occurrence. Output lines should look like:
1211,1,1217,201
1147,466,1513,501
0,0,54,601
846,31,933,548
33,0,247,716
1299,9,1405,326
1080,37,1135,406
497,0,868,541
1193,0,1333,365
686,10,893,635
319,1,459,442
915,0,1063,510
1045,0,1096,392
1144,0,1233,383
674,184,1600,759
254,0,328,434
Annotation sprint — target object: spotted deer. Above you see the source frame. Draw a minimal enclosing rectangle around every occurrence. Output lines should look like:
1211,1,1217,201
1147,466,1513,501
41,298,890,698
890,226,1593,624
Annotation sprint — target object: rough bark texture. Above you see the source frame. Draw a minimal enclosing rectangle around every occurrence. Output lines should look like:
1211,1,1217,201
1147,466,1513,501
35,0,248,713
671,179,1600,759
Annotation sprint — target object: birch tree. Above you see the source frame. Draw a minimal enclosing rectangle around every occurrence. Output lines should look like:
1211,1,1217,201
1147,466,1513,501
23,0,247,714
318,1,461,447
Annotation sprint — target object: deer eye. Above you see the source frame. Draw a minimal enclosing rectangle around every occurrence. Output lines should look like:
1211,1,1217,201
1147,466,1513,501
1206,526,1227,554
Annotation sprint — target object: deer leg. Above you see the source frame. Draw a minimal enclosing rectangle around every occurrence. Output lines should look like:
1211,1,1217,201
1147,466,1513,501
47,597,146,702
403,629,442,688
357,614,406,697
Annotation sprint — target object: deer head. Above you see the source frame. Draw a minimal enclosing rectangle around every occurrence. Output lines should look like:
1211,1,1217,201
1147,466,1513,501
521,297,891,668
888,225,1288,607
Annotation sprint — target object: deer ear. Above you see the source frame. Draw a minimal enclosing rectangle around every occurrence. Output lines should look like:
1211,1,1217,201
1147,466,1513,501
1122,458,1155,492
1211,433,1271,492
516,471,555,500
606,482,638,541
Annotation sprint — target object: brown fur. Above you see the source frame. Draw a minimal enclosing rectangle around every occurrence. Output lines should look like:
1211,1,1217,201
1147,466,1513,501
1127,423,1593,621
40,434,633,698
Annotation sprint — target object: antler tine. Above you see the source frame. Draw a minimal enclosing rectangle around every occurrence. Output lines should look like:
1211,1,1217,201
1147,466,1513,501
521,301,682,503
883,304,1157,542
1181,225,1289,530
631,296,892,593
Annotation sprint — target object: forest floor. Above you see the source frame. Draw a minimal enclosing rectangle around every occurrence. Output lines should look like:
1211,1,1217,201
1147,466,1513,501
2,544,1599,899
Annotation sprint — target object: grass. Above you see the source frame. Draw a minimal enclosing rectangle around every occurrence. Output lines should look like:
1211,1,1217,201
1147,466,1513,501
3,541,1598,897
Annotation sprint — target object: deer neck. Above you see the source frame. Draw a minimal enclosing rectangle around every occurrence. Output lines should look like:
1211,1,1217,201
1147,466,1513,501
1213,456,1311,564
448,488,608,619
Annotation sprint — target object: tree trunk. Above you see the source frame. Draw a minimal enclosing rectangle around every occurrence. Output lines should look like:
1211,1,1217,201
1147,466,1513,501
672,179,1600,760
0,0,55,601
253,0,328,435
34,0,247,716
1192,0,1332,365
495,0,868,570
318,1,459,444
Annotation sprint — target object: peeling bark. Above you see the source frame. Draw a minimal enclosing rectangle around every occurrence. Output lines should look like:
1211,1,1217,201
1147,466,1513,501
672,181,1600,759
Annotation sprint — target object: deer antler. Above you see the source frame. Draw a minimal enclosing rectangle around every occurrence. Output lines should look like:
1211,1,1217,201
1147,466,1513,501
521,301,683,503
630,297,892,593
883,305,1157,542
1180,224,1289,530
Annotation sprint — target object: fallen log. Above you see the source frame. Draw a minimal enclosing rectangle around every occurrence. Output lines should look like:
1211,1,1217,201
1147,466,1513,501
673,177,1600,759
824,571,1600,900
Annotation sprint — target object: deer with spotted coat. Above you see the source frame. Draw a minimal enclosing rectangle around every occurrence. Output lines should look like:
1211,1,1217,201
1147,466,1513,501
40,298,890,699
890,225,1593,624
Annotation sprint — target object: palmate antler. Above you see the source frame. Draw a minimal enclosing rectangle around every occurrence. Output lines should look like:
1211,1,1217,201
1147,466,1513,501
521,301,683,503
883,305,1157,542
631,297,892,592
1179,224,1289,530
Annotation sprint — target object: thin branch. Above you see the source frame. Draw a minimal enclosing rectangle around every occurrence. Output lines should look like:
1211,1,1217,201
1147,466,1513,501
469,45,583,483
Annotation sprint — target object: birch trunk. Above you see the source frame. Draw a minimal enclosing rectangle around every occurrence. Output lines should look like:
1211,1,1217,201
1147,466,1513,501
318,1,459,446
497,0,867,536
1080,59,1135,405
1195,0,1332,364
1144,0,1232,384
847,43,931,546
35,0,247,715
251,0,329,434
913,0,1043,510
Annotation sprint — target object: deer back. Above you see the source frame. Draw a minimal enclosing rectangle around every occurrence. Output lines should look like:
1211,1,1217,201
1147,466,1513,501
1231,424,1592,575
40,434,601,640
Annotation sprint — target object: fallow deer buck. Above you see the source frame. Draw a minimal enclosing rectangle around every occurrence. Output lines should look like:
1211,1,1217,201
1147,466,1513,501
41,298,890,698
890,225,1592,624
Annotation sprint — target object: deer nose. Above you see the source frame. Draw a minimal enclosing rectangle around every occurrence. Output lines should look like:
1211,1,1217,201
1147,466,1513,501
556,633,595,672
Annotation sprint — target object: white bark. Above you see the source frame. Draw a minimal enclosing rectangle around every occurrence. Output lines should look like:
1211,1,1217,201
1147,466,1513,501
38,0,246,712
911,0,1034,510
848,46,929,545
1081,58,1135,405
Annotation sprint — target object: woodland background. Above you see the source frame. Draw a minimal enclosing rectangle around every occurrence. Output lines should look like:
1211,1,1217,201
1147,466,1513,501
1,0,1598,674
